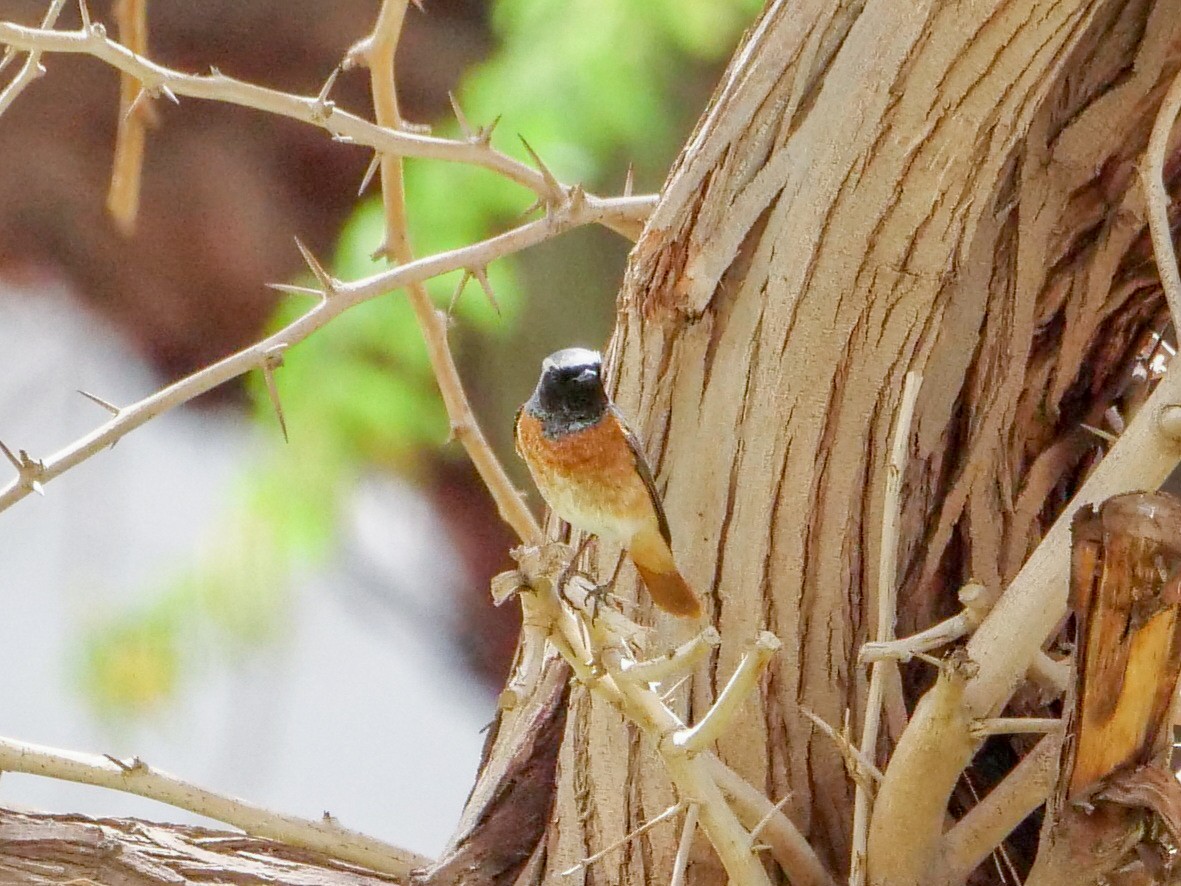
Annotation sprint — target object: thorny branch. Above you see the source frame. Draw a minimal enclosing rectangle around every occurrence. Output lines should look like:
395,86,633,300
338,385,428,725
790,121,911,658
0,15,655,239
0,0,67,115
0,195,635,515
349,0,540,544
0,2,654,534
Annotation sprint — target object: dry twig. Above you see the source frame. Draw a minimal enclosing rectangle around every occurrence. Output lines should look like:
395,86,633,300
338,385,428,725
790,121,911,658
351,0,540,544
106,0,149,232
0,16,655,239
670,803,699,886
850,371,920,886
0,735,428,877
0,197,633,514
1140,65,1181,332
559,802,684,876
859,582,987,664
0,0,67,115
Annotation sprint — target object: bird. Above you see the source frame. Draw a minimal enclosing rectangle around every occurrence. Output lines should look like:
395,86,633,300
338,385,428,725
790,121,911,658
514,347,702,618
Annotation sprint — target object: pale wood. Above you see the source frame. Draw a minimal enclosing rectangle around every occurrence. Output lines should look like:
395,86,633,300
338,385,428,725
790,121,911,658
1026,492,1181,886
0,806,408,886
517,0,1181,883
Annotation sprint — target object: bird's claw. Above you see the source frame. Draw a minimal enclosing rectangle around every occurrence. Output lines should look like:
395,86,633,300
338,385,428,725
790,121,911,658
583,581,616,623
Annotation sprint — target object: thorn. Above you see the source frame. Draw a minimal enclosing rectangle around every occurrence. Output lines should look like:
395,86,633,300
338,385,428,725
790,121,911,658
477,114,501,147
293,237,337,297
310,70,337,123
160,83,179,105
448,92,474,140
1,443,46,493
331,133,355,144
208,65,222,78
0,439,20,471
123,86,149,123
447,270,473,318
266,282,325,298
261,347,289,443
516,197,544,221
409,0,425,10
1104,405,1125,434
911,650,946,669
77,0,91,30
659,674,692,702
106,755,146,772
322,810,335,823
88,21,106,41
518,135,561,199
370,241,392,263
1081,423,1117,444
746,794,793,848
358,152,381,196
0,47,18,79
471,266,501,315
316,65,341,106
624,163,635,197
77,390,120,415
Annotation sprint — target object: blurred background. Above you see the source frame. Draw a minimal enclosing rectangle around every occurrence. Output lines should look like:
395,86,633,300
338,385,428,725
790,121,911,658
0,0,759,856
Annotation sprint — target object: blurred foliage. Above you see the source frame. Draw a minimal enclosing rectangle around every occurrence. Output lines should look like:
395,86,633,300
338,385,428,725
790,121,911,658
81,0,762,716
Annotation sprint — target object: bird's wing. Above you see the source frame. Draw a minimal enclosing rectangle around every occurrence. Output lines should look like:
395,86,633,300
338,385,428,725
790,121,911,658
615,411,672,547
513,405,524,457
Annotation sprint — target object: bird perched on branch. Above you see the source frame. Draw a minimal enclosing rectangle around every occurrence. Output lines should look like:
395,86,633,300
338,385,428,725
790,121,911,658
514,347,702,618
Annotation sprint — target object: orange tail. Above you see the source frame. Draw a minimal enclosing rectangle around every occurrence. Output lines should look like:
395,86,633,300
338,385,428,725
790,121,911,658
633,561,702,618
629,526,702,618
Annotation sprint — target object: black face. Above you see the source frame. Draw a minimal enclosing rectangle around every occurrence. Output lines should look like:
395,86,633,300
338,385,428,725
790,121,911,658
530,347,608,426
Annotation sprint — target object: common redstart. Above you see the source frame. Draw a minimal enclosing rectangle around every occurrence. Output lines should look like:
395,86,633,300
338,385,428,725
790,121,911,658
514,347,702,618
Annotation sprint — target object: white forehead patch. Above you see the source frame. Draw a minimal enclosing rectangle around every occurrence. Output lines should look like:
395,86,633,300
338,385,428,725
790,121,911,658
542,347,601,373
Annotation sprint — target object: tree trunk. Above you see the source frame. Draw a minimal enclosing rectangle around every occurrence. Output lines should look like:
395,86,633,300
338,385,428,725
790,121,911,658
521,0,1181,882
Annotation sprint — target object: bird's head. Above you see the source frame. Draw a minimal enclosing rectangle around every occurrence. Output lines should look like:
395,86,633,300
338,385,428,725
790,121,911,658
533,347,607,419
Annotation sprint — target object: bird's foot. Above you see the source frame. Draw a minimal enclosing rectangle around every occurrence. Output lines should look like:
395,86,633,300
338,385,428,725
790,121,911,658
555,535,591,601
582,581,619,623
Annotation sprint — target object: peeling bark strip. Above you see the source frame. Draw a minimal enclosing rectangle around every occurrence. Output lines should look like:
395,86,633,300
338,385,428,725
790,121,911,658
417,657,571,886
0,807,403,885
538,0,1181,882
1025,492,1181,885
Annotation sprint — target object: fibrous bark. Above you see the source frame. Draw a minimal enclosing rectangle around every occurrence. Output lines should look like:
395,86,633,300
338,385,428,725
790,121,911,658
0,807,405,885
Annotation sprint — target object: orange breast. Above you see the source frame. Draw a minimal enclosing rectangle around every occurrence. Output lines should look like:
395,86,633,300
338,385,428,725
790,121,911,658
516,410,658,543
